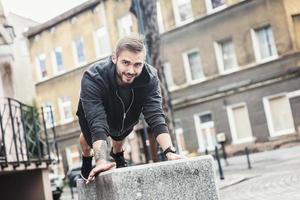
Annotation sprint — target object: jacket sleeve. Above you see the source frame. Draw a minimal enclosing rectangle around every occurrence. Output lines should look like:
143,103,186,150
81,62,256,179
80,73,109,143
142,76,169,138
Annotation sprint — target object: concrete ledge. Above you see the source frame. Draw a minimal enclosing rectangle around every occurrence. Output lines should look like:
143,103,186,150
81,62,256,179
78,155,219,200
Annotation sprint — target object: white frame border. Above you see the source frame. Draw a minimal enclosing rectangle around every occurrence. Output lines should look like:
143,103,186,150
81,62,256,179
72,37,86,67
250,26,278,64
58,97,74,125
226,102,255,144
205,0,227,14
214,39,239,75
51,46,64,75
263,93,296,137
182,48,206,85
171,0,194,27
193,111,216,152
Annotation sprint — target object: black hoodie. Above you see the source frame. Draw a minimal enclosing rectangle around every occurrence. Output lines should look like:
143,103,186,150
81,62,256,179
76,57,168,144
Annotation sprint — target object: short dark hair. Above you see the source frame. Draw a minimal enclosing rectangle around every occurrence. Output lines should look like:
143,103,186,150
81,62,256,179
115,34,146,57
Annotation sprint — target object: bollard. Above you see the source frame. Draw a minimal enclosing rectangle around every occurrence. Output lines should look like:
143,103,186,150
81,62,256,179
215,146,224,180
245,147,252,169
220,142,228,166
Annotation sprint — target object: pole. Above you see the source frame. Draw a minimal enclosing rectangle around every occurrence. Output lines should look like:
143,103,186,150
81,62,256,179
221,142,228,165
245,147,252,169
215,146,224,180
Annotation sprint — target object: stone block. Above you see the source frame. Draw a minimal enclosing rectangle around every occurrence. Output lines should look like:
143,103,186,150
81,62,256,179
77,155,219,200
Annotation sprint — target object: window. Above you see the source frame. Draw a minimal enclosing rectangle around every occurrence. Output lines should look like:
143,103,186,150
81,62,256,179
118,14,133,38
194,112,217,152
227,103,254,144
252,25,277,62
215,39,238,73
36,54,47,79
58,96,73,123
157,1,164,33
93,27,111,59
183,50,204,83
163,62,176,90
263,94,295,137
172,0,193,25
52,47,64,74
73,38,86,65
34,34,40,42
205,0,226,13
42,103,54,128
66,145,80,167
175,119,187,154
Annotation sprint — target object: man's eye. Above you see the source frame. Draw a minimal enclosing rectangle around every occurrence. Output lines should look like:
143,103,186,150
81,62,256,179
135,63,143,68
122,61,130,65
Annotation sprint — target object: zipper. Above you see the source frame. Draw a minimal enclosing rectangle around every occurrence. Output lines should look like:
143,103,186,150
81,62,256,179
115,88,134,133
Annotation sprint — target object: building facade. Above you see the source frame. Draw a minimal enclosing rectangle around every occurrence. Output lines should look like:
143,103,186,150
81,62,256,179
6,13,38,104
24,0,151,173
0,3,56,200
159,0,300,154
25,0,300,175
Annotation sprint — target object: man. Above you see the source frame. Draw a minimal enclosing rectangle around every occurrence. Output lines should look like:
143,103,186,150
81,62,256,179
76,34,181,184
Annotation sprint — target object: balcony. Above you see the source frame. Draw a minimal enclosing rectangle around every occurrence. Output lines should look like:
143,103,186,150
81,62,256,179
0,97,59,170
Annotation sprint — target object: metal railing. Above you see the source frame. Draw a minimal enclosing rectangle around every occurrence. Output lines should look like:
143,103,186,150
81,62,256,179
0,97,59,169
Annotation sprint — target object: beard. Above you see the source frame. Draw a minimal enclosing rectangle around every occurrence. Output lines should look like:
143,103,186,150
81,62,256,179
116,71,137,86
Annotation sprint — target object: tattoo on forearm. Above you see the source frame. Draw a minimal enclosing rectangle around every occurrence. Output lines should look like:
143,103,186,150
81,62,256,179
93,140,107,162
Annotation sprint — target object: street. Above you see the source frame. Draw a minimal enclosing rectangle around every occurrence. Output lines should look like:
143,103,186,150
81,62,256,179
60,145,300,200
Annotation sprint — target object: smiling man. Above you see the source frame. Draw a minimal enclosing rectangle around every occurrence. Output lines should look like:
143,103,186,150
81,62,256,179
76,34,181,184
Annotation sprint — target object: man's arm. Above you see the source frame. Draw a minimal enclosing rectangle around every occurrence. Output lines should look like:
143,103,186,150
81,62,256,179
156,133,182,160
80,72,115,183
86,140,115,184
142,73,182,160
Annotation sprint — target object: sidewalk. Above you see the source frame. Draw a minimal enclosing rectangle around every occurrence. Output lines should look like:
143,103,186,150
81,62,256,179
217,145,300,200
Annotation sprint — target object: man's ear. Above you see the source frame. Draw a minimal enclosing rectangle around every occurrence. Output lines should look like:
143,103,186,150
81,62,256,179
112,52,117,64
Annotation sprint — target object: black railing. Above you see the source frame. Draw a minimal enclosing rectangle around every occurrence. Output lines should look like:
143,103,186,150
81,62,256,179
0,97,59,169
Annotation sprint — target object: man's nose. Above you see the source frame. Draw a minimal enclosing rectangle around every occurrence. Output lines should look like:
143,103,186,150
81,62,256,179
127,65,135,74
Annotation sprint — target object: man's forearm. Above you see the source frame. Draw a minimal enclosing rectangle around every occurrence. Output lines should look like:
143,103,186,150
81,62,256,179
156,133,173,151
92,140,108,164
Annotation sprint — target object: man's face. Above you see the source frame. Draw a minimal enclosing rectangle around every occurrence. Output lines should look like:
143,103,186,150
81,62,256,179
112,50,145,86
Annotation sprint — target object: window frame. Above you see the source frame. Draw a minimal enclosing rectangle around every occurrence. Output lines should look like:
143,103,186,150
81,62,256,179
52,46,64,75
193,111,217,152
163,62,177,91
42,103,55,129
251,25,278,63
117,14,133,38
172,0,194,26
205,0,227,14
35,54,47,80
226,102,255,144
93,26,112,59
72,37,86,66
182,48,205,84
263,93,296,137
214,39,239,74
58,96,73,124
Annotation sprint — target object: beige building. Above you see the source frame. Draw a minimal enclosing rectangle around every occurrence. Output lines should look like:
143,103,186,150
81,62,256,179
25,0,152,173
25,0,300,175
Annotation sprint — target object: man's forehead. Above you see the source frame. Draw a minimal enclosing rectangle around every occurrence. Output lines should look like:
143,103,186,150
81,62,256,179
117,50,145,62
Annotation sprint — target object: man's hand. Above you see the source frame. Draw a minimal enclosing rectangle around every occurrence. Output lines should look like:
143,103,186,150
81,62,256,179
166,152,183,161
86,161,115,184
86,140,115,184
